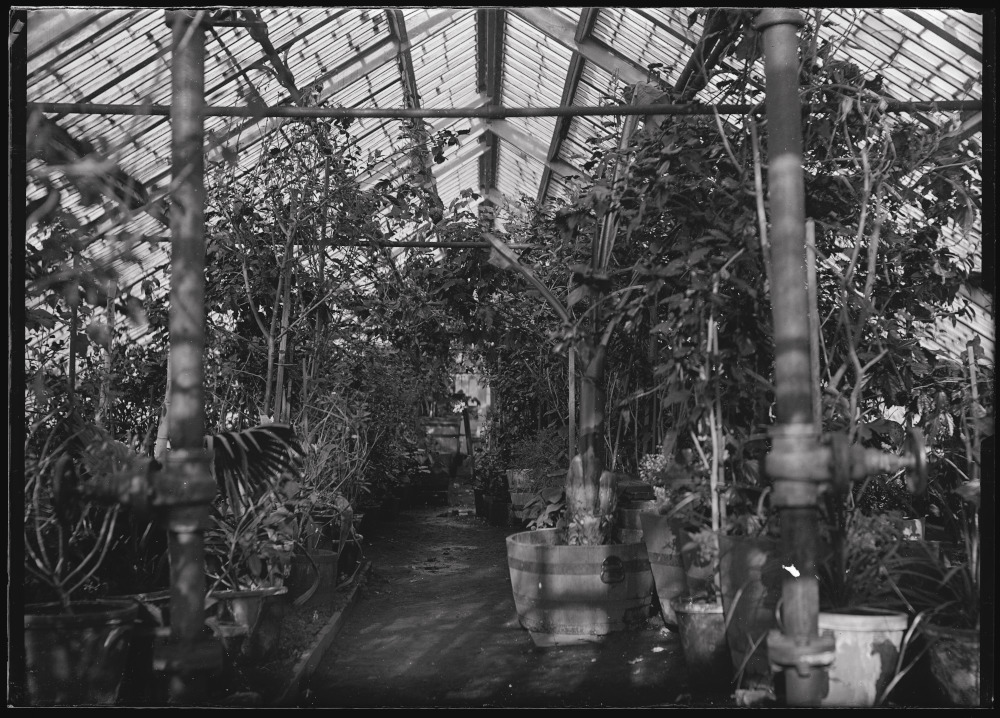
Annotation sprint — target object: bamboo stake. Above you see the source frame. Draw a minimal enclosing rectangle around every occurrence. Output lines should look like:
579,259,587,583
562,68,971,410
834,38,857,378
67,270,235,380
806,219,822,428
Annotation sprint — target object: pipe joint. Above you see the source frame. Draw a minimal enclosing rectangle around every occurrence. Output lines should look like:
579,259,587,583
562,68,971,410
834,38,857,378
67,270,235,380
754,9,806,32
767,629,836,678
154,448,217,508
765,424,829,507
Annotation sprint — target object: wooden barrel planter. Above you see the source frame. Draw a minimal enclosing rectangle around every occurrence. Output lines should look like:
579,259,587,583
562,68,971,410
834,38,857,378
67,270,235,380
506,528,654,647
638,512,688,626
24,599,140,706
614,500,656,544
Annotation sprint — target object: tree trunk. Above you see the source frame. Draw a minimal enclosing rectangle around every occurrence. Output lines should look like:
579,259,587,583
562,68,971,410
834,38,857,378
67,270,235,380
565,342,616,545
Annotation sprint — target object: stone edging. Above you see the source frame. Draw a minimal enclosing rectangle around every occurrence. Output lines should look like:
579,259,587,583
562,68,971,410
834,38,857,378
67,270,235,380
272,560,373,706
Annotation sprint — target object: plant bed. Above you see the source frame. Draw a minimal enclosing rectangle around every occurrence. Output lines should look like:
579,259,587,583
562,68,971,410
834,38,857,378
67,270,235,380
205,565,370,706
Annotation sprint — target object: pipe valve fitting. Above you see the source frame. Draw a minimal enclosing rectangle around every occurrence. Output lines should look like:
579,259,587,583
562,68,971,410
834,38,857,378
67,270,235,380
766,424,928,507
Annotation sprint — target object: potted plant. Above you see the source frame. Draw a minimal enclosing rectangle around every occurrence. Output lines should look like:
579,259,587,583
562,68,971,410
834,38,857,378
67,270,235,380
812,499,919,707
202,484,295,665
669,527,732,693
887,476,983,707
22,412,141,706
521,486,568,531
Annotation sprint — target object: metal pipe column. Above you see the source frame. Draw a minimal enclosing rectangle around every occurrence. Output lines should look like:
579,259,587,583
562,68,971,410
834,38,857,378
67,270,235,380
158,10,219,702
756,8,828,706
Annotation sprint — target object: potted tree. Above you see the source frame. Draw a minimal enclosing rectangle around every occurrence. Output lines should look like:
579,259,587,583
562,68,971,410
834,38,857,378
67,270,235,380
495,85,666,646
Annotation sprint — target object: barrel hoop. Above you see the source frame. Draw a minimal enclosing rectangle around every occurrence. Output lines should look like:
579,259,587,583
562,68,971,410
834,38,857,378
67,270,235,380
508,557,650,574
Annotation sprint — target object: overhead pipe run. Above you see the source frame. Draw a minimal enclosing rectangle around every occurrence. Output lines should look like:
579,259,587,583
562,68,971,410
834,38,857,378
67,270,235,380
756,9,928,707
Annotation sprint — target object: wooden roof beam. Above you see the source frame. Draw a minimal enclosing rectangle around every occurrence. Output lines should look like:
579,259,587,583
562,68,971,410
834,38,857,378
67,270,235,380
487,118,584,181
477,8,505,204
536,20,589,206
387,8,445,220
510,7,647,86
898,9,982,62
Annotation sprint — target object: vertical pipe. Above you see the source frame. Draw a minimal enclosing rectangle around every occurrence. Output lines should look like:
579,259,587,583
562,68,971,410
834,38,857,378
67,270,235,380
756,8,825,706
759,11,812,428
164,10,215,702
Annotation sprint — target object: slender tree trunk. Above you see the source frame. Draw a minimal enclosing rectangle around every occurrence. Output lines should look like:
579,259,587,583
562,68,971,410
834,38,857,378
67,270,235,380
95,279,117,431
154,351,172,461
565,341,615,545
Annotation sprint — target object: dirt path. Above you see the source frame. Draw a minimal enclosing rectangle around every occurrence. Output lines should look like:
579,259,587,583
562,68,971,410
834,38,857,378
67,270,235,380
299,504,735,708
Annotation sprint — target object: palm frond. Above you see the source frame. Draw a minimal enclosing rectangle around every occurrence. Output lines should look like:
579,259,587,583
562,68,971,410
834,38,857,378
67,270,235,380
207,423,305,515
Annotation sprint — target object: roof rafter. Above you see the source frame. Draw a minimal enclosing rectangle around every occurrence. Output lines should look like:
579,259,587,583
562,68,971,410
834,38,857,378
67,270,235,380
387,8,445,220
485,118,583,182
898,9,982,62
536,9,594,206
477,8,505,203
510,7,647,86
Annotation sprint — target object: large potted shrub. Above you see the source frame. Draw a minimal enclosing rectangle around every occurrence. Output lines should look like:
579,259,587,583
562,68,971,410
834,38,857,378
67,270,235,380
495,87,667,646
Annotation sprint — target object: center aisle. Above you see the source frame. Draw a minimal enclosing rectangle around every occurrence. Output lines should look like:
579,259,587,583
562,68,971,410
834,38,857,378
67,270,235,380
300,504,735,708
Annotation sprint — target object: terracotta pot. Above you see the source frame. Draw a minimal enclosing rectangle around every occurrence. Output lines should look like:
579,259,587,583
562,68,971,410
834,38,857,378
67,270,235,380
24,599,139,705
818,609,909,707
507,528,654,647
638,512,688,626
921,622,980,706
670,596,732,690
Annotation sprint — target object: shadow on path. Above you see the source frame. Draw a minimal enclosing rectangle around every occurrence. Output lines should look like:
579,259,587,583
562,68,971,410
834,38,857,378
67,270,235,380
301,506,736,708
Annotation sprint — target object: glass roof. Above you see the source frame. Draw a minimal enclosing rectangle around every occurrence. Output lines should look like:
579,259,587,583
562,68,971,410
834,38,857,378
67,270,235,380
19,7,989,355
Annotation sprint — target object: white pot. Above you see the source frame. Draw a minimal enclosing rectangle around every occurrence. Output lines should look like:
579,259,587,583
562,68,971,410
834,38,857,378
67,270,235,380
818,610,908,706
